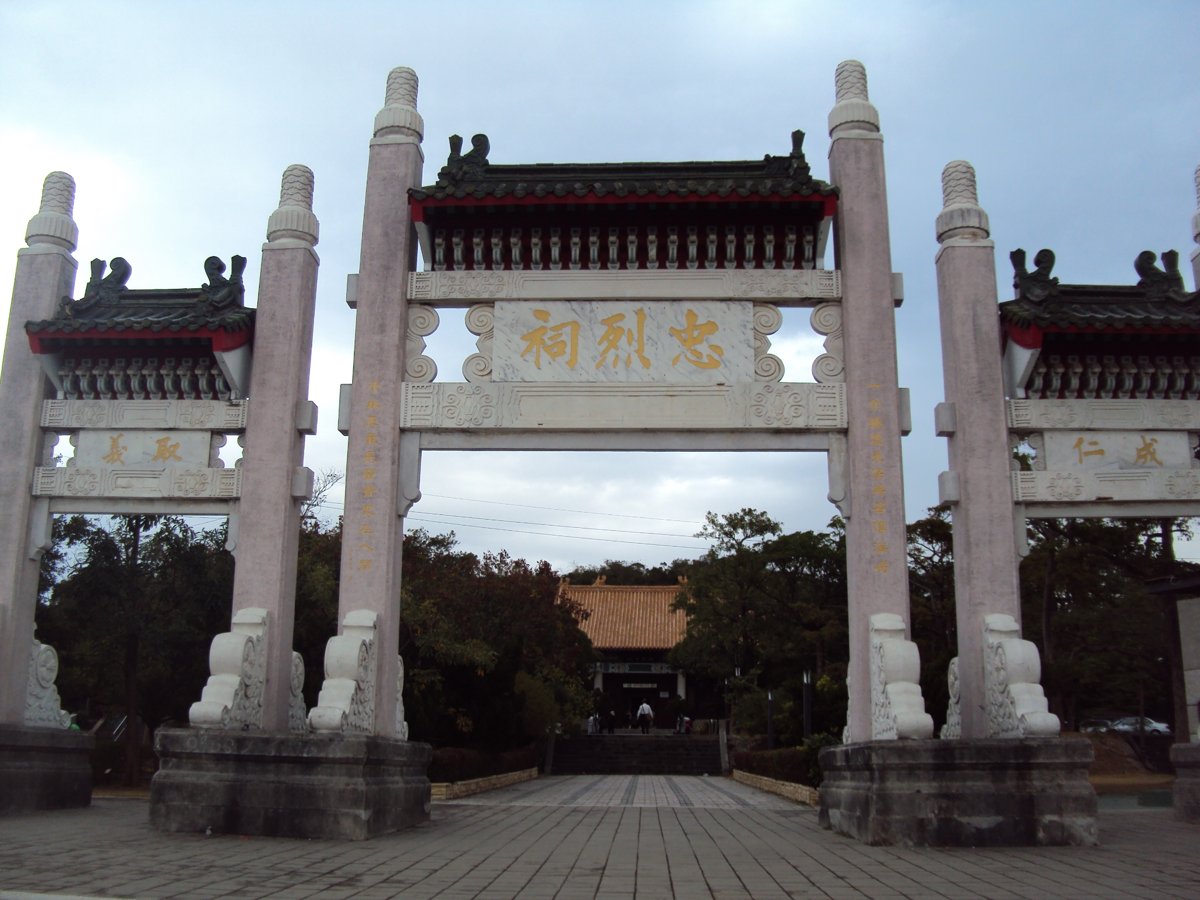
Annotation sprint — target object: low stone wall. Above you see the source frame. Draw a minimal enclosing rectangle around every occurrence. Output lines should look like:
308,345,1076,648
732,770,819,806
431,767,538,800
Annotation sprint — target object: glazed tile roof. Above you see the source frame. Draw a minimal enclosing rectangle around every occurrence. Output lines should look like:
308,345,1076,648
1000,248,1200,332
410,131,835,205
25,256,253,345
1000,285,1200,331
562,584,688,652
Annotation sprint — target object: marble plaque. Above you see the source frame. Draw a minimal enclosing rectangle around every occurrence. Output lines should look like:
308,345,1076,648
1041,431,1192,472
491,300,754,384
74,430,213,469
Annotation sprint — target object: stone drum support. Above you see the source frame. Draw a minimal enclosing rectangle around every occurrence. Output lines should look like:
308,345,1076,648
825,61,929,744
334,66,425,737
0,173,93,812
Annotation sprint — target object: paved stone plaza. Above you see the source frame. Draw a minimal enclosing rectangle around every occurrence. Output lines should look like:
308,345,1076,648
0,775,1197,898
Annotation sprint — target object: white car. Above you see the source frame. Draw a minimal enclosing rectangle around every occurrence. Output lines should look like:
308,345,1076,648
1108,716,1171,735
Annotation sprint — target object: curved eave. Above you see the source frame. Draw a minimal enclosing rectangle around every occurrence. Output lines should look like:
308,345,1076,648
410,189,837,223
1001,319,1200,350
26,324,253,354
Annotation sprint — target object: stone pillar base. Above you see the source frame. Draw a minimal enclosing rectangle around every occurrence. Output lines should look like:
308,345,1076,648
150,728,431,840
1170,742,1200,822
818,738,1097,846
0,725,93,814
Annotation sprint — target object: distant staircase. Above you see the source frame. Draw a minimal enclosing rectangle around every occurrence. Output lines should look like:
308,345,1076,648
550,733,723,776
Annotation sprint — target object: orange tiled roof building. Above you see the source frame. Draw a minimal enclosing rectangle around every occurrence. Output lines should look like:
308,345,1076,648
559,577,703,728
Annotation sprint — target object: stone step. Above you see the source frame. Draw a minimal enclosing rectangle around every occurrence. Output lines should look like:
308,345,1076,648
551,734,723,776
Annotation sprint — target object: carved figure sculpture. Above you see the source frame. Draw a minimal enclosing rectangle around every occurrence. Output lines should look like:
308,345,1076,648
189,607,268,729
868,613,934,740
983,613,1060,737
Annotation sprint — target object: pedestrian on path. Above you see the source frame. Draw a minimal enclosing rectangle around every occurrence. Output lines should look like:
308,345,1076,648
637,699,654,734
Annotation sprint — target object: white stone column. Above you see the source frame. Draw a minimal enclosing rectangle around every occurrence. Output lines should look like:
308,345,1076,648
0,174,79,725
337,67,424,735
229,165,320,731
1191,165,1200,290
827,62,916,742
933,162,1025,740
676,671,686,701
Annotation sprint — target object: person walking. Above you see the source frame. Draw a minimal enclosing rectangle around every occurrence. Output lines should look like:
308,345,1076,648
636,699,654,734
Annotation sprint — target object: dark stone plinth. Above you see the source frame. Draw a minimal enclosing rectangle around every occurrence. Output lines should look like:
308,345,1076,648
150,728,432,840
0,724,93,814
1170,741,1200,822
818,738,1097,847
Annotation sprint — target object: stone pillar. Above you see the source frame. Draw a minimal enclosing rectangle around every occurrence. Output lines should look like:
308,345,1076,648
933,162,1021,739
337,67,424,735
933,162,1058,741
827,61,915,742
1191,165,1200,290
0,173,78,724
676,671,687,701
229,165,320,731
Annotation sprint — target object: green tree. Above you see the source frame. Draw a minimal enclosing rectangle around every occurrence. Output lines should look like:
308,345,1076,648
671,509,849,739
398,529,594,750
39,515,232,783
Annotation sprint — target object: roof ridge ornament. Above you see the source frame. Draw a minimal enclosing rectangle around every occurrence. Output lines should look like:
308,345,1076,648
762,129,811,179
68,257,132,315
437,133,490,186
200,255,247,309
1010,248,1058,302
1135,250,1188,300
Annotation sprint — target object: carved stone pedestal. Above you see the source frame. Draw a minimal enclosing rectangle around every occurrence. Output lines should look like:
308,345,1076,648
1170,742,1200,822
818,738,1097,846
150,728,431,840
0,725,93,814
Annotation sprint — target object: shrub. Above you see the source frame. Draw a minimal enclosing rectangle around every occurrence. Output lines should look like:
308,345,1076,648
428,743,539,783
731,733,839,787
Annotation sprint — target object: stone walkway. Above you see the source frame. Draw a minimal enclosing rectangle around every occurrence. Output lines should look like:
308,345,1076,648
0,775,1197,898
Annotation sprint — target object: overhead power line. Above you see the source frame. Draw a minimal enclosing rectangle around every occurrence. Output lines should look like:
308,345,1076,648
406,514,708,551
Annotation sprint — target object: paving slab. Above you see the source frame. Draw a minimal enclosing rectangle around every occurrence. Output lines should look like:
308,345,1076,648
0,775,1198,898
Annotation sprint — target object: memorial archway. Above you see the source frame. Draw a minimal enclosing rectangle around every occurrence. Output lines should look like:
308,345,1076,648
326,61,932,762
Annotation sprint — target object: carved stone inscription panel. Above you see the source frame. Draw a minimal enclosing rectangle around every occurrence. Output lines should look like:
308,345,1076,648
1042,431,1192,472
399,382,846,431
491,300,755,384
74,430,213,469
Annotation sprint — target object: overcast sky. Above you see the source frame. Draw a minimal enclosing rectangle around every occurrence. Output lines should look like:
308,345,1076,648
2,2,1197,572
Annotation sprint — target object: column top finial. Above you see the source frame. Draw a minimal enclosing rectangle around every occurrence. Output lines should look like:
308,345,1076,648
828,60,879,136
835,60,869,102
266,164,319,246
385,67,419,107
25,171,79,250
936,160,990,244
375,65,424,143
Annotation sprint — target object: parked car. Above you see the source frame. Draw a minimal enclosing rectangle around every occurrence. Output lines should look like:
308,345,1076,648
1108,716,1171,735
1079,718,1111,733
